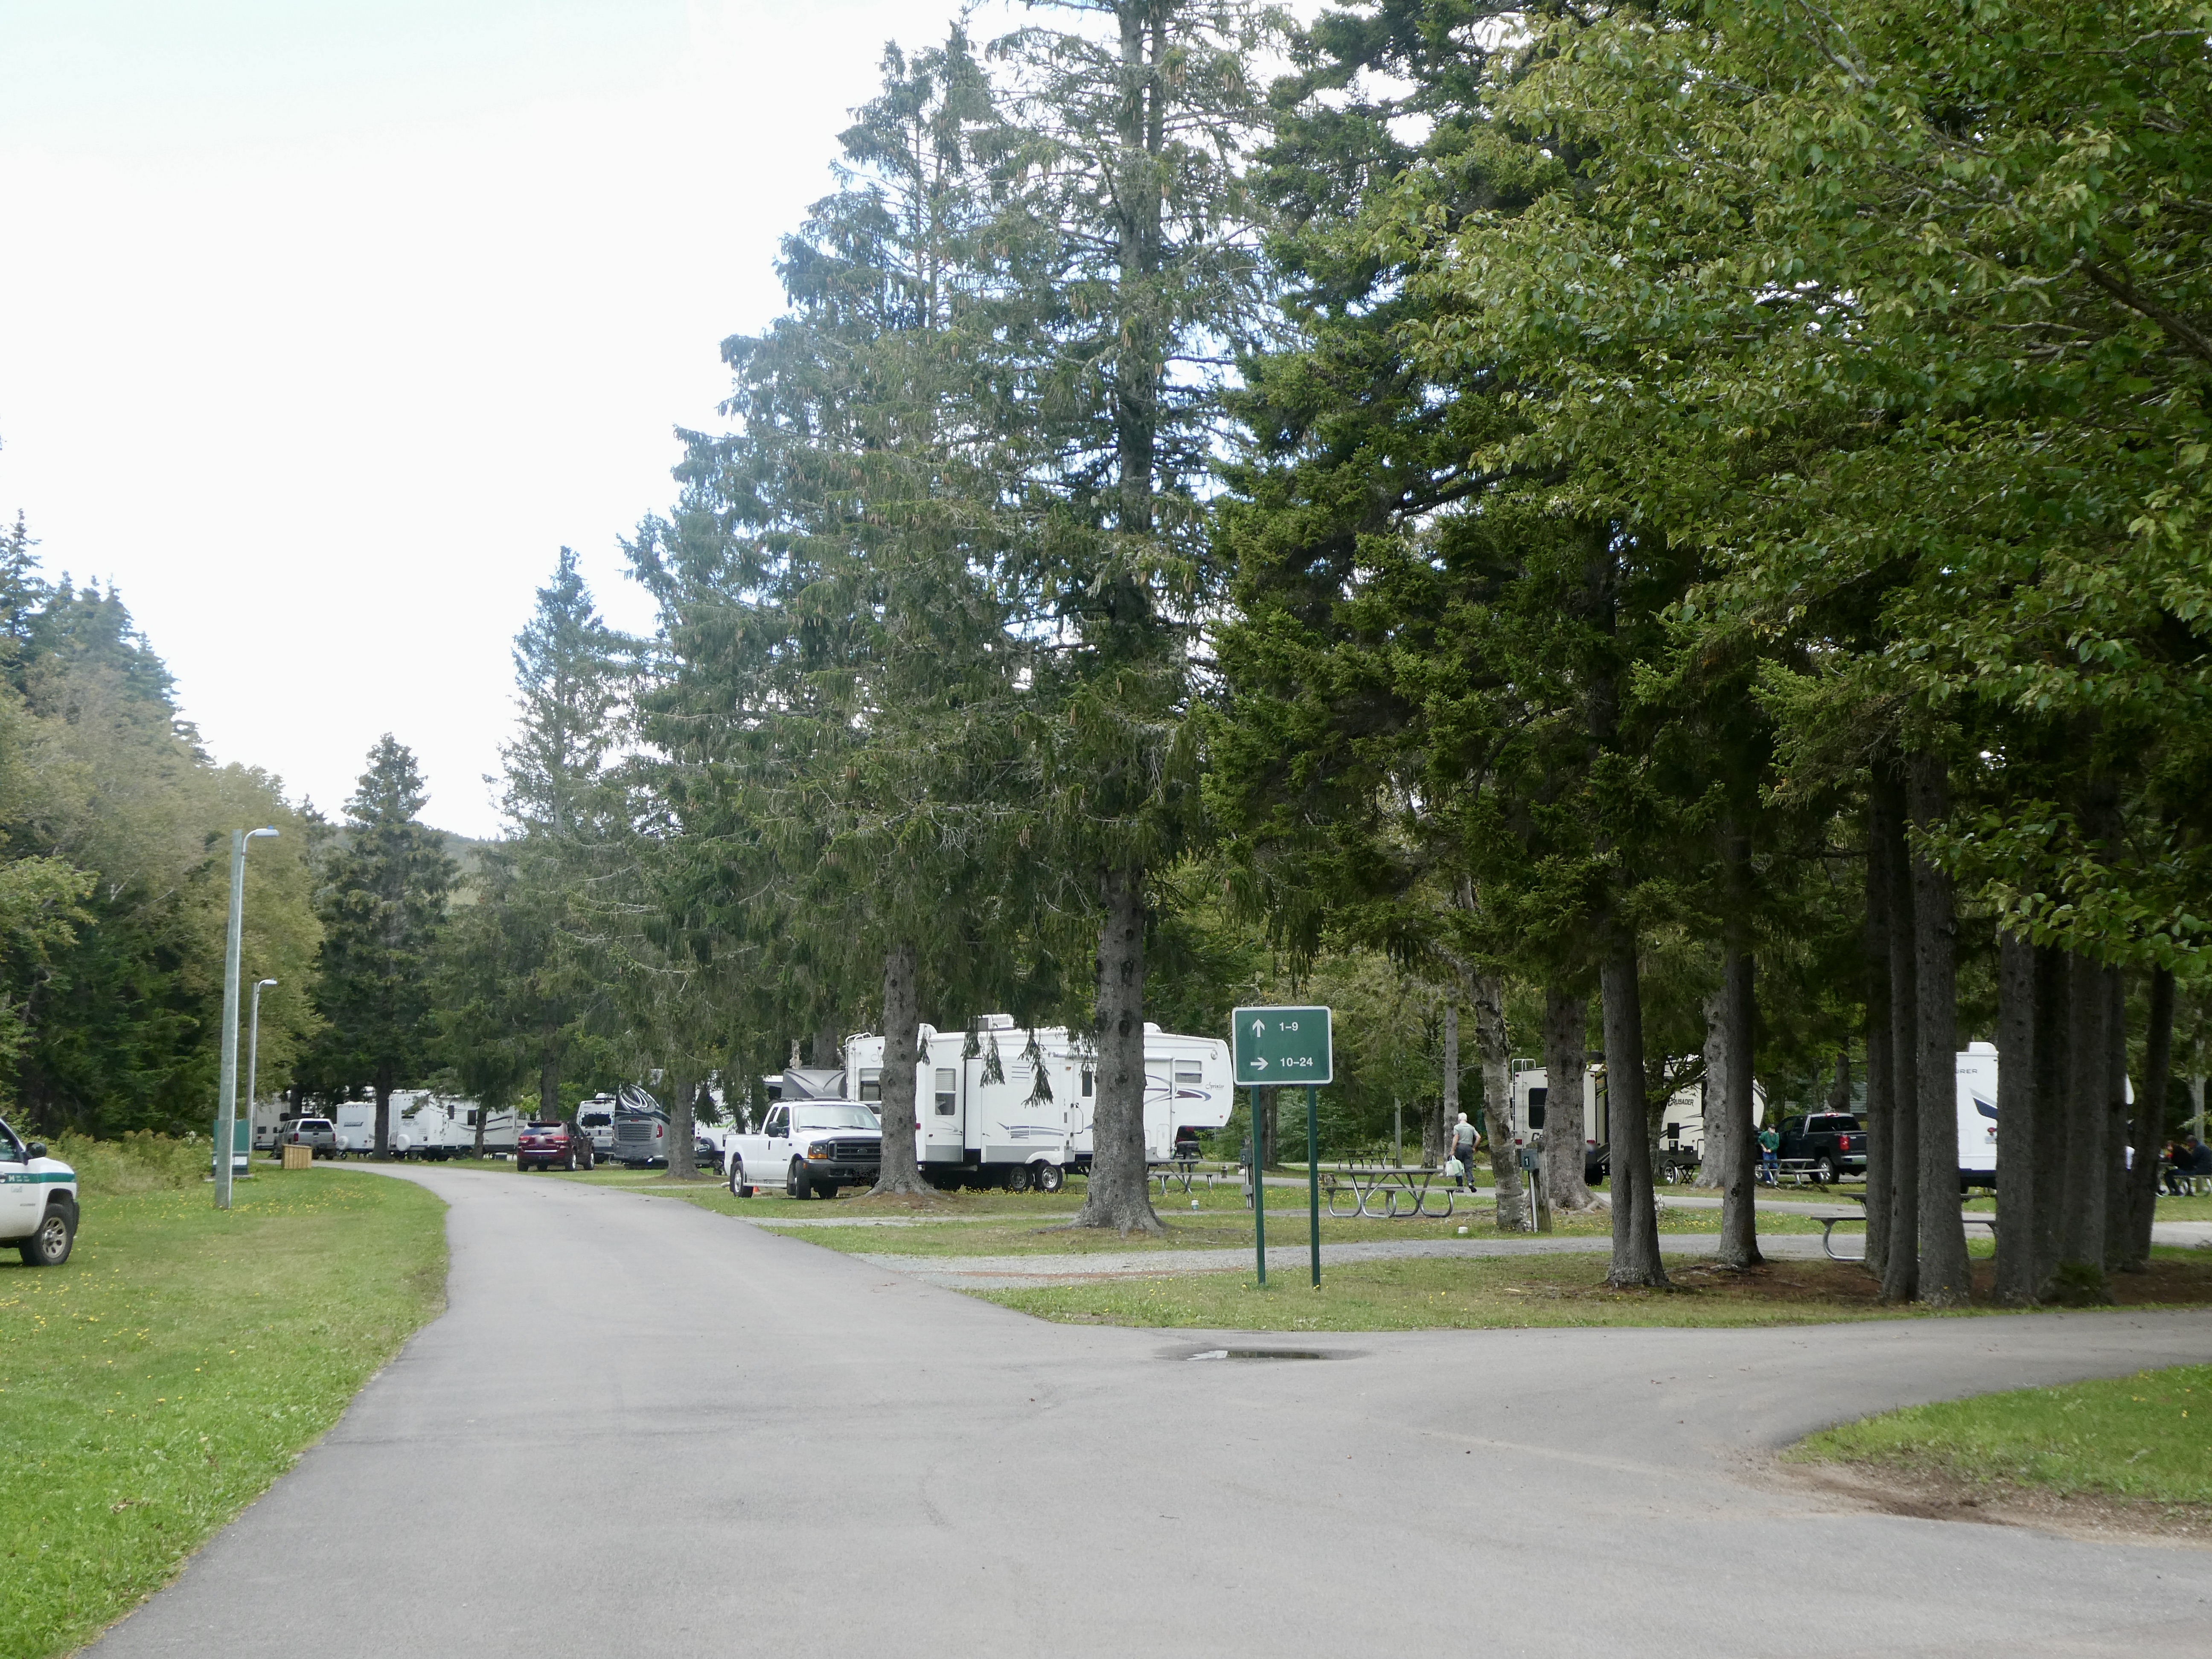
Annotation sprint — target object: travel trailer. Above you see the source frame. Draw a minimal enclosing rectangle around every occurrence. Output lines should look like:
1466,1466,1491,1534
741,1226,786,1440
843,1016,1234,1190
1512,1063,1766,1182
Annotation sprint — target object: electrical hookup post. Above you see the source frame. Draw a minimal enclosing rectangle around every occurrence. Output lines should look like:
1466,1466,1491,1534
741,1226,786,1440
1232,1006,1334,1289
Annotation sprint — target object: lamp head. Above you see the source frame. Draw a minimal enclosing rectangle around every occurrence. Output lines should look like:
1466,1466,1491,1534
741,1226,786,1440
256,978,278,989
247,826,279,841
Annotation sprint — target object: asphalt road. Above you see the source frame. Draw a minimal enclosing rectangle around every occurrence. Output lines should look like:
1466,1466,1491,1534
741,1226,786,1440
90,1167,2212,1658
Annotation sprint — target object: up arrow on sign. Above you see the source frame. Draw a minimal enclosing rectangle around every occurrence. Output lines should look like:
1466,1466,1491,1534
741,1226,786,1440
1231,1005,1333,1087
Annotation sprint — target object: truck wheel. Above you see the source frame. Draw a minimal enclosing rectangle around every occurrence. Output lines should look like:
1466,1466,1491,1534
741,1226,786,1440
1034,1162,1064,1194
787,1159,809,1200
1003,1164,1032,1194
20,1203,73,1267
728,1157,746,1196
1815,1156,1836,1185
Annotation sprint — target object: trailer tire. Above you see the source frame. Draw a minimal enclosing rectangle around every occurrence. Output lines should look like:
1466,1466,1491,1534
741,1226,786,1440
1003,1164,1032,1194
1033,1162,1064,1194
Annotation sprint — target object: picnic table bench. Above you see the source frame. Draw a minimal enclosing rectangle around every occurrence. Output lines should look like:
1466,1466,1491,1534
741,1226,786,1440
1810,1205,1997,1262
1150,1158,1211,1196
1318,1164,1458,1220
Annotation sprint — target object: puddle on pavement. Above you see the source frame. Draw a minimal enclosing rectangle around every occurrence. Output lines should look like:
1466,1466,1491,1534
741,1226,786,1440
1176,1347,1334,1362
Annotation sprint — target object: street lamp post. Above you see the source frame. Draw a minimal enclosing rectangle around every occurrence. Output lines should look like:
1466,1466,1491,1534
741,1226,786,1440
247,978,277,1168
215,827,279,1211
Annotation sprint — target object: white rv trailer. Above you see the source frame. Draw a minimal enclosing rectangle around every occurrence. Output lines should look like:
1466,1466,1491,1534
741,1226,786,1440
843,1015,1234,1188
327,1093,514,1158
1956,1042,1999,1186
1513,1064,1768,1180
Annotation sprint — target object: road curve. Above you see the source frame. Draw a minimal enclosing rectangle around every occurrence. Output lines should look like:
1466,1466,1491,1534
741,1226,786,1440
89,1167,2212,1659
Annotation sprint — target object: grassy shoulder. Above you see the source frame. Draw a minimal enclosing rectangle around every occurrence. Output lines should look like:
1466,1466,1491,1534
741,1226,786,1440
972,1249,2212,1332
1794,1364,2212,1522
0,1167,446,1659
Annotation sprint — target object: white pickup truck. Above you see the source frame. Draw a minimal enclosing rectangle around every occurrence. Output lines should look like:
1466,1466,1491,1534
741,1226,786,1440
723,1100,881,1200
1,1115,78,1266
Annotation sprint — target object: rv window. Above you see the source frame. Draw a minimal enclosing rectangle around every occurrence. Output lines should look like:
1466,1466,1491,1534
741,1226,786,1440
1175,1067,1201,1085
857,1068,883,1102
934,1069,955,1117
1082,1070,1094,1098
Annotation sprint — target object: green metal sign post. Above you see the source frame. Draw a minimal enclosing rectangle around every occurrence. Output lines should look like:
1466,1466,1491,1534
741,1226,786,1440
1306,1085,1321,1287
1249,1088,1266,1286
1233,1007,1333,1289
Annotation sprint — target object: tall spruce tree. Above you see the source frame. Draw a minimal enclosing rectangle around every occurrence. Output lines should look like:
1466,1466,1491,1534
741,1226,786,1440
631,30,1036,1191
312,736,457,1154
992,0,1282,1232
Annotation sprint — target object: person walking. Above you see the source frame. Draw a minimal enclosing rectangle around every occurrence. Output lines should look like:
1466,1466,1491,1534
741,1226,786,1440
1758,1122,1781,1185
1451,1112,1478,1190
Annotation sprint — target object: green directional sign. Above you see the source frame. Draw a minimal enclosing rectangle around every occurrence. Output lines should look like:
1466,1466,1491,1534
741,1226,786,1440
1231,1005,1333,1087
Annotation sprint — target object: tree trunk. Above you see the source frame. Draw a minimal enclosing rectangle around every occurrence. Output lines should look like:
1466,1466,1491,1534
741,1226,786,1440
813,1017,841,1075
1696,987,1728,1192
374,1068,393,1159
2117,966,2174,1272
1072,867,1161,1232
2029,944,2069,1295
1907,752,1971,1306
1601,937,1667,1287
538,1047,561,1121
1825,1051,1853,1112
1471,975,1523,1229
1715,930,1761,1269
472,1099,487,1160
872,941,933,1195
1992,930,2039,1303
667,1069,698,1180
1862,788,1895,1285
1441,998,1461,1155
1541,986,1597,1211
2101,969,2135,1269
1875,765,1919,1302
1867,787,1902,1283
2057,951,2112,1295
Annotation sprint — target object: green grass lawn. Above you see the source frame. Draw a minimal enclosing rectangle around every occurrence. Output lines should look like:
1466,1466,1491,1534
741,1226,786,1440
1797,1364,2212,1507
975,1249,2212,1332
751,1200,1842,1257
0,1167,447,1659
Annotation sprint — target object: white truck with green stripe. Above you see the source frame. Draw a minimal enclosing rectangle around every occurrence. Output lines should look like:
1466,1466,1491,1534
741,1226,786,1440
1,1115,78,1266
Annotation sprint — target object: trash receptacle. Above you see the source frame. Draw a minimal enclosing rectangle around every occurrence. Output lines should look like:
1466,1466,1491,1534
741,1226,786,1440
282,1143,313,1170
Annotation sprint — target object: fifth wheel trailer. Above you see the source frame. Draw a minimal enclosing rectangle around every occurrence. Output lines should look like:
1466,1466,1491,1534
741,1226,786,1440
843,1016,1234,1188
1515,1042,2059,1187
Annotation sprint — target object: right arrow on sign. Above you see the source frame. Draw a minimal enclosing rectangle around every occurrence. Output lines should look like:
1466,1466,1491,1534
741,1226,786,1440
1252,1058,1267,1071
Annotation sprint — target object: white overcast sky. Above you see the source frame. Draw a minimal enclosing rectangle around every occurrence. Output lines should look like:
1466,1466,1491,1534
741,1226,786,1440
0,0,1039,838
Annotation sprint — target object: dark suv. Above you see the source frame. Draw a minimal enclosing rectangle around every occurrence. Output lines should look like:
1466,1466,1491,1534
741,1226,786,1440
1776,1112,1867,1183
517,1121,593,1173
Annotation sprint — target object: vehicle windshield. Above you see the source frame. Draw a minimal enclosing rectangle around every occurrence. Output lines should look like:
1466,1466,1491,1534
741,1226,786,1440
525,1123,562,1133
298,1121,331,1132
795,1104,879,1131
1813,1116,1865,1132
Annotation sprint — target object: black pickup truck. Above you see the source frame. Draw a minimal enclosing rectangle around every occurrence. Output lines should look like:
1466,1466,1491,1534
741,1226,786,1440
1775,1112,1866,1183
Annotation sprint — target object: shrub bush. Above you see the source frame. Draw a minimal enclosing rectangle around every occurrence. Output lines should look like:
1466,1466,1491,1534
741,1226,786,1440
48,1129,207,1196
